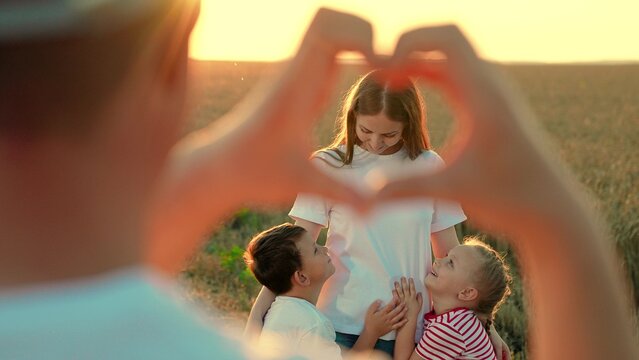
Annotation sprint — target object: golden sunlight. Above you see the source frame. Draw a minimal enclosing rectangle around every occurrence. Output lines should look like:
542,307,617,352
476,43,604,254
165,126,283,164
190,0,639,63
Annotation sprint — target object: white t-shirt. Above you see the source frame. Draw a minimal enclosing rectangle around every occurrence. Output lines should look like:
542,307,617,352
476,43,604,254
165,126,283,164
289,145,467,342
260,296,342,360
0,267,252,360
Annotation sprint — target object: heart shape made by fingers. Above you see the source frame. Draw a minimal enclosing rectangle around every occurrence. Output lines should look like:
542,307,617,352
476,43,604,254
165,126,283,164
150,8,557,272
286,15,561,238
362,25,563,237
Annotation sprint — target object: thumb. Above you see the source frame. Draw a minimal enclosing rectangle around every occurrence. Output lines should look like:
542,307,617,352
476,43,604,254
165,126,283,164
417,292,424,307
303,166,373,213
373,167,458,204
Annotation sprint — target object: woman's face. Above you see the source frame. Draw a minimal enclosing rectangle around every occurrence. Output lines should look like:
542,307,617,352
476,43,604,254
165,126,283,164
355,113,404,155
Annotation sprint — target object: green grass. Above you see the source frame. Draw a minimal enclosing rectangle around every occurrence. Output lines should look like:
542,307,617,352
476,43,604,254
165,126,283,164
182,60,639,358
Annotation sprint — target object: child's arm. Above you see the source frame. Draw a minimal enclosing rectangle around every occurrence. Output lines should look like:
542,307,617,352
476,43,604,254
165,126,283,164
243,286,275,341
393,278,423,360
351,297,407,352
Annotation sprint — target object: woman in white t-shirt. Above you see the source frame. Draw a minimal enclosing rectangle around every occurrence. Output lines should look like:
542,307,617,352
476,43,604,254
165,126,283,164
247,70,499,356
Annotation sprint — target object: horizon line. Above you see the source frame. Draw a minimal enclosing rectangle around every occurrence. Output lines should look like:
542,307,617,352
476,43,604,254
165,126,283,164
189,58,639,66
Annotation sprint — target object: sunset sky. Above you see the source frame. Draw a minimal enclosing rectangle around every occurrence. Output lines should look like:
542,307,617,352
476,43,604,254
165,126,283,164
189,0,637,63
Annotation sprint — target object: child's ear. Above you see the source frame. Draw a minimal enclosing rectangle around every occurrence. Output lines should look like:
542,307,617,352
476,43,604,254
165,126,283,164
292,271,310,287
458,287,478,302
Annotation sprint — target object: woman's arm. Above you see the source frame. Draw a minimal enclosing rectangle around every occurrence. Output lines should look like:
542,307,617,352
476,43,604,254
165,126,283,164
243,286,276,342
430,226,460,259
293,218,324,244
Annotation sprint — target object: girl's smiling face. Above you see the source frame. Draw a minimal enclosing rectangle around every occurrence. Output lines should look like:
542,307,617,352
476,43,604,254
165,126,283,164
355,113,404,155
425,245,482,297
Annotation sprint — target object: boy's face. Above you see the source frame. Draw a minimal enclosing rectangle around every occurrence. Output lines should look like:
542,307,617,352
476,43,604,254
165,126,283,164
296,231,335,284
425,245,480,297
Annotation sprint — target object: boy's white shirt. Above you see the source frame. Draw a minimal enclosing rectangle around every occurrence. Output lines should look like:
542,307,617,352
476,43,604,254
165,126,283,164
290,145,467,342
260,296,342,360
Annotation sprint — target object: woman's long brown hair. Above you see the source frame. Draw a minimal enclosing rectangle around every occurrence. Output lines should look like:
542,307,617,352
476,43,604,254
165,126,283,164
316,69,430,165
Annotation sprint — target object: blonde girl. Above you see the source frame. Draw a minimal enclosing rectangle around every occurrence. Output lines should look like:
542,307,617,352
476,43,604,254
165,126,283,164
393,238,512,360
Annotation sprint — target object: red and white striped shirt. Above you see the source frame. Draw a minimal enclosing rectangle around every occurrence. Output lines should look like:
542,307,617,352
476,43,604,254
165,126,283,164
415,308,497,360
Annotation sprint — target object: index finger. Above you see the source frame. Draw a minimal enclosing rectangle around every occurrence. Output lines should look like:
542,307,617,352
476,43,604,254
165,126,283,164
391,25,479,81
299,7,375,60
389,25,503,133
301,164,373,212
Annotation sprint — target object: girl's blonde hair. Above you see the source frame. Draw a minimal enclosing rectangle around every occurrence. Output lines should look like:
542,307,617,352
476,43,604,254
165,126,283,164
464,237,513,330
317,69,430,165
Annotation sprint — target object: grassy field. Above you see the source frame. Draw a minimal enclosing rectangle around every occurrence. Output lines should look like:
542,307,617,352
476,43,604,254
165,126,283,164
181,60,639,358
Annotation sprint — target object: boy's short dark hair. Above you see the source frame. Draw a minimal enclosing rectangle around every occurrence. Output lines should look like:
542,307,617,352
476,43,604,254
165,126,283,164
244,223,306,295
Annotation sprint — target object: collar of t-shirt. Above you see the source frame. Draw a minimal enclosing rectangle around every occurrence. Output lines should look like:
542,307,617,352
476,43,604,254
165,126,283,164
423,307,470,322
275,295,316,307
353,144,408,161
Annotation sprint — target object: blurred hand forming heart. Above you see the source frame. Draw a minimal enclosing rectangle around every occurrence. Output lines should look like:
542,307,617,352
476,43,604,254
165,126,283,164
145,7,638,360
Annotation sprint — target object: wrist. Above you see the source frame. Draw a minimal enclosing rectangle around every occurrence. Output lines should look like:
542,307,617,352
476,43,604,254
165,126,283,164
360,326,382,342
397,320,417,338
406,314,419,323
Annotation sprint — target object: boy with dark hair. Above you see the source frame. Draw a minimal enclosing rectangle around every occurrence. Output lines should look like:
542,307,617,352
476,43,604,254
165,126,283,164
245,224,307,294
244,223,407,359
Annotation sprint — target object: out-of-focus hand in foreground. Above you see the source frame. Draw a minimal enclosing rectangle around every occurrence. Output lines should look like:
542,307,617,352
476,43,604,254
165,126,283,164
372,25,639,360
146,8,380,273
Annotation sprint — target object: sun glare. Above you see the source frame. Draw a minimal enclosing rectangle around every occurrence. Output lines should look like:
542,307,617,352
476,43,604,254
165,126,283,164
190,0,639,63
189,0,316,61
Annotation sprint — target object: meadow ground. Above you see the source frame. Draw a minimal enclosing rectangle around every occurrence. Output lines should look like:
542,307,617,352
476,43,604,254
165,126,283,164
181,60,639,359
